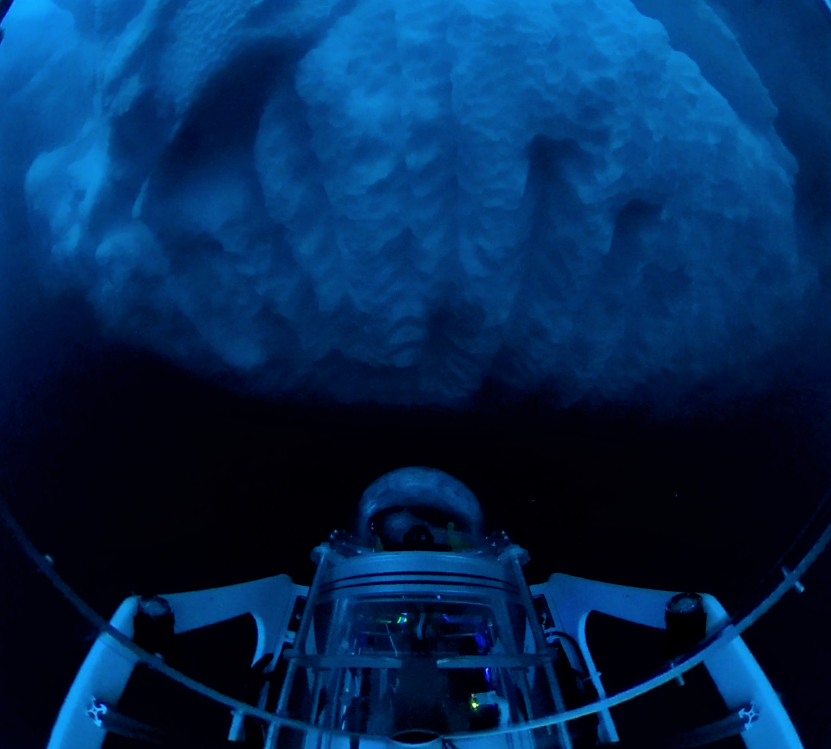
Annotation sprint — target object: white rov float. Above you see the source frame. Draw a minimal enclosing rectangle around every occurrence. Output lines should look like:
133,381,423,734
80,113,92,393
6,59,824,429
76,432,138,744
44,467,806,749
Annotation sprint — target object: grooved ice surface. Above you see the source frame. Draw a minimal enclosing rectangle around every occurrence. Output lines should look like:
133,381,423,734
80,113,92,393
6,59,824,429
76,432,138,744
20,0,815,405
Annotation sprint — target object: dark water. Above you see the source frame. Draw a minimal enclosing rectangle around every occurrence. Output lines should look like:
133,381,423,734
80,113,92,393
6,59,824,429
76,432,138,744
2,340,831,748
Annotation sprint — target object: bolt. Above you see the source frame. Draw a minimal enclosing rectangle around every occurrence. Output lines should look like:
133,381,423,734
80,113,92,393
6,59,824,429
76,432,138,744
782,566,806,594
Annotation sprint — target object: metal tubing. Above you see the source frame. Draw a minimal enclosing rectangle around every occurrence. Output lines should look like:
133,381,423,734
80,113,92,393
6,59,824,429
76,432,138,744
268,545,333,749
507,549,573,749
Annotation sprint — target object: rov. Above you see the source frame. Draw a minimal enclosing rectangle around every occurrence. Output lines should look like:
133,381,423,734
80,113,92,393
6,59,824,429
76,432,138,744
47,467,801,749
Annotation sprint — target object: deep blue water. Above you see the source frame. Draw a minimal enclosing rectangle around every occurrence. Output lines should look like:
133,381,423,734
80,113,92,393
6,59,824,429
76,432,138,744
2,338,831,748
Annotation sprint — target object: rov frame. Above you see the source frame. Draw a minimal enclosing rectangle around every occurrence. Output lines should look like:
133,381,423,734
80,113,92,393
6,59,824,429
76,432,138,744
42,525,804,749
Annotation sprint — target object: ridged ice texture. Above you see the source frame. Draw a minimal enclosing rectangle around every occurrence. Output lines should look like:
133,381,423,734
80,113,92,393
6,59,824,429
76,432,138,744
24,0,815,405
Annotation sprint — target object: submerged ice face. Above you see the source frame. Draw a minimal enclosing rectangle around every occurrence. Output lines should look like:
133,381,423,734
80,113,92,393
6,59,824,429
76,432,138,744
17,0,816,405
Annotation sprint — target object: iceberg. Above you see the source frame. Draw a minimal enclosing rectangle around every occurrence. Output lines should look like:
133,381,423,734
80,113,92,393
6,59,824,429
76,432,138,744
9,0,815,406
